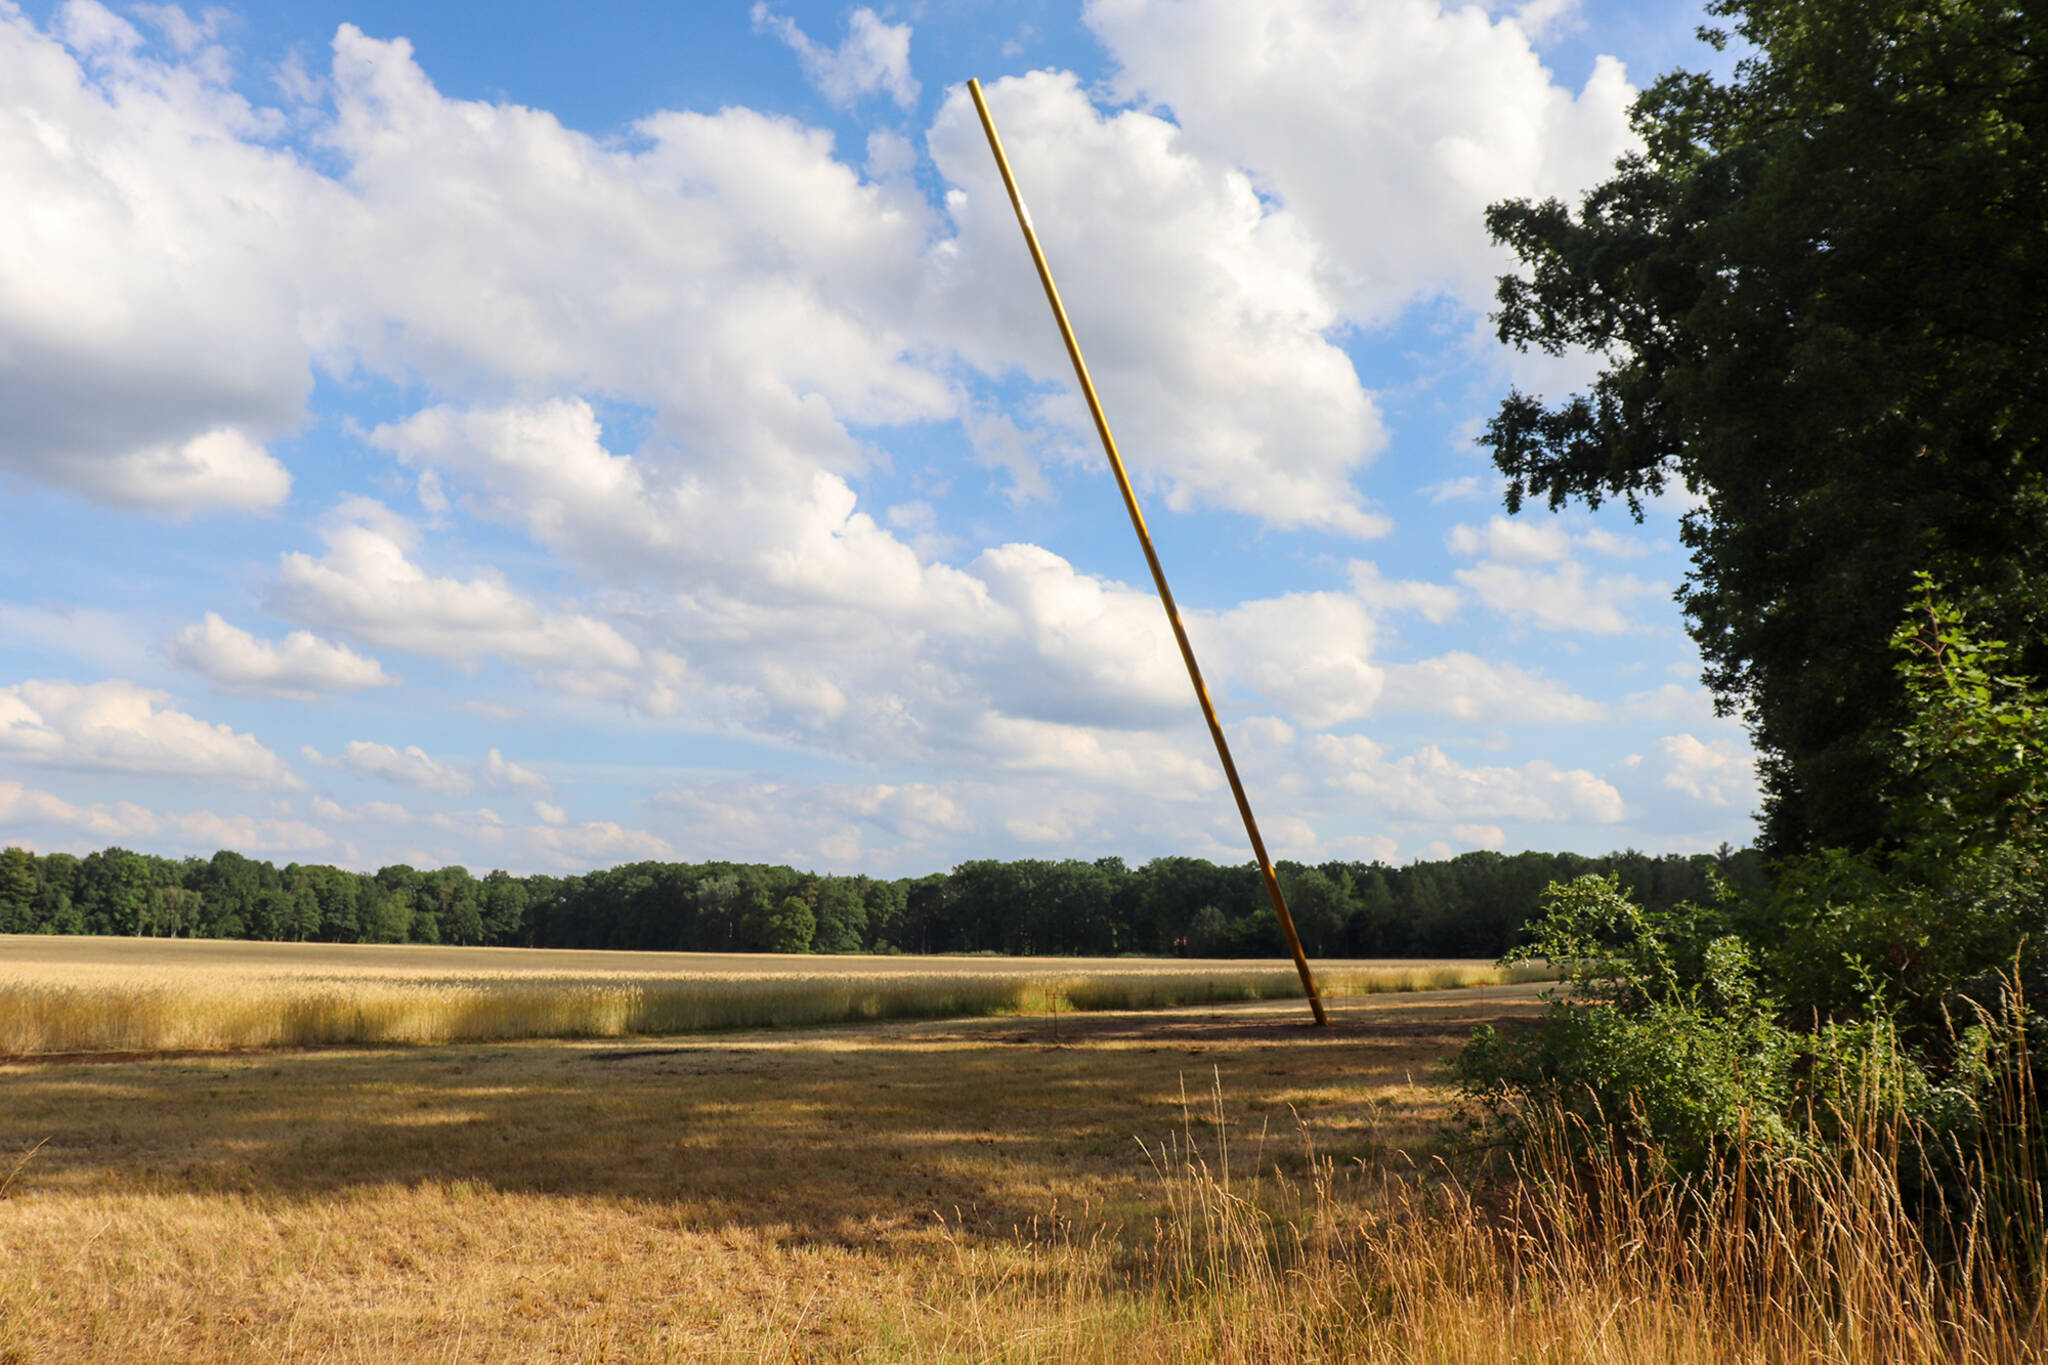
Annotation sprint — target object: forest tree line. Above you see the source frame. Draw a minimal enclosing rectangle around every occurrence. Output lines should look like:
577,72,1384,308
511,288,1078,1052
0,843,1762,960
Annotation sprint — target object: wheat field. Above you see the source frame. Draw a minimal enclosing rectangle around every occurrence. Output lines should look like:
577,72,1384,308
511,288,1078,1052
0,934,1547,1055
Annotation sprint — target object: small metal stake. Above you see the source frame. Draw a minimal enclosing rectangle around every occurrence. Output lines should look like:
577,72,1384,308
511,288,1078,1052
967,78,1330,1029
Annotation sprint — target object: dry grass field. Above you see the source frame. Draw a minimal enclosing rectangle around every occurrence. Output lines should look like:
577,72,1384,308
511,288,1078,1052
2,946,2034,1362
0,935,1544,1055
0,987,1534,1362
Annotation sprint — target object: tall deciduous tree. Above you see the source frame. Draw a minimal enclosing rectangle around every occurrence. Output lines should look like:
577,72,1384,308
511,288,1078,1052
1483,0,2048,853
0,847,37,933
809,877,867,954
481,869,530,945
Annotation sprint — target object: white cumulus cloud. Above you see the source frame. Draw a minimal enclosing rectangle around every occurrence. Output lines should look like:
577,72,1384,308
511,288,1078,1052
0,678,298,786
271,503,641,673
304,740,474,796
1311,733,1624,824
752,4,919,110
1347,561,1461,623
485,748,550,792
1447,516,1575,564
0,6,314,512
0,779,331,853
1084,0,1638,320
165,613,397,698
1202,592,1383,730
1660,733,1758,808
927,71,1388,535
1380,652,1603,723
1453,560,1664,634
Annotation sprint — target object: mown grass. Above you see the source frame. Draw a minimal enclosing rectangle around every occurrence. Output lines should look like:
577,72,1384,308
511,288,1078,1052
0,990,1510,1361
2,987,2038,1361
0,935,1546,1055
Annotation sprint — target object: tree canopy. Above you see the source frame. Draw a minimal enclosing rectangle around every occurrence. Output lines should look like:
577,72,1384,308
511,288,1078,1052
1483,0,2048,853
0,842,1757,961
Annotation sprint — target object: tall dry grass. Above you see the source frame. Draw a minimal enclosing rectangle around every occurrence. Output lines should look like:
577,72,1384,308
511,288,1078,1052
1031,1077,2048,1364
0,955,1548,1055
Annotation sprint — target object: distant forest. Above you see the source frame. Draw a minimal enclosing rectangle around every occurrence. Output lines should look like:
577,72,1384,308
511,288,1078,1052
0,844,1761,959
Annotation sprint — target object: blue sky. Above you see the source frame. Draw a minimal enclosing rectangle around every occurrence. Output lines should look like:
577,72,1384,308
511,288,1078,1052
0,0,1761,875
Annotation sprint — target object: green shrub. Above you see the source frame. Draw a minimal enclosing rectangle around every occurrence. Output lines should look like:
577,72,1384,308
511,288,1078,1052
1458,875,1803,1173
1460,577,2047,1182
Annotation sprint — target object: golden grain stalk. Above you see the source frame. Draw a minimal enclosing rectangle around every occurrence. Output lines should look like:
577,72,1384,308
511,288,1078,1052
0,937,1548,1055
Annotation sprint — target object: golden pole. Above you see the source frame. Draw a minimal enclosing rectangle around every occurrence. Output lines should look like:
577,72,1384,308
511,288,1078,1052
967,78,1330,1029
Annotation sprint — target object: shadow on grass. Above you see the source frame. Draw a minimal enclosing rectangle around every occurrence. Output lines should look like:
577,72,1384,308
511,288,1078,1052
0,986,1544,1247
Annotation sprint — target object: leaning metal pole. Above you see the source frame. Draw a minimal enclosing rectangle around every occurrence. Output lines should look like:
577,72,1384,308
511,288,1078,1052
967,78,1329,1029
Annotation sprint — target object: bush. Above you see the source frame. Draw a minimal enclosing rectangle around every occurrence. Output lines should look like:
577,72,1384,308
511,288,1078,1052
1458,875,1803,1173
1460,577,2048,1184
